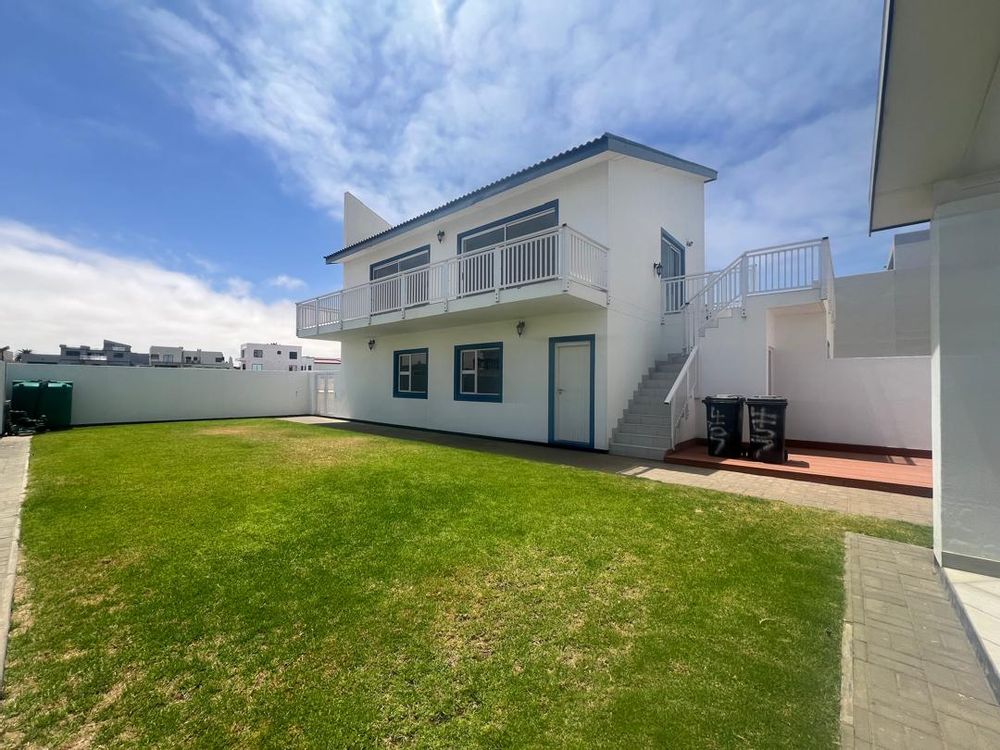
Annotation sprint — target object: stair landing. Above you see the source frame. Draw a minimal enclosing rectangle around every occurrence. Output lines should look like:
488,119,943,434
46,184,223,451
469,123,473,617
664,444,932,497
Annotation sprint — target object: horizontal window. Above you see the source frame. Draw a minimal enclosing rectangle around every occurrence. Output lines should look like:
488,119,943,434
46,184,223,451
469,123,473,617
458,201,559,255
394,348,428,399
454,343,503,402
371,246,431,281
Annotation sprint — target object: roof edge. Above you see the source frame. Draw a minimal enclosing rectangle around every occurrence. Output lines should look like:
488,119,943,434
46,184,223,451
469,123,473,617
325,133,717,263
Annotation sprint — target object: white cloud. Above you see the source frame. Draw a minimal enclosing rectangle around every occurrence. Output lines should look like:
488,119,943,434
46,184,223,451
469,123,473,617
124,0,886,268
0,219,340,360
268,274,306,290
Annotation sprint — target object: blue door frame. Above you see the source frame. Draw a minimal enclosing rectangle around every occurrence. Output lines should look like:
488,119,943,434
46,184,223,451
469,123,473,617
547,334,596,449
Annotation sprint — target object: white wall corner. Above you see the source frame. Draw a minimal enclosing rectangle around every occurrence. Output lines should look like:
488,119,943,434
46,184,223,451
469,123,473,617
343,192,392,248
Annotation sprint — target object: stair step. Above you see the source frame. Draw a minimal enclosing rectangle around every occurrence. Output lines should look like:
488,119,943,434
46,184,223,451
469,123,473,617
608,442,668,460
610,431,671,449
627,401,669,414
621,413,672,426
615,421,672,437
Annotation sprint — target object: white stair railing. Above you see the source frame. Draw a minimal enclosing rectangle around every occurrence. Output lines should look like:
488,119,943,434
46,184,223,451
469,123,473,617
660,237,834,447
297,225,609,332
663,344,700,451
663,237,831,353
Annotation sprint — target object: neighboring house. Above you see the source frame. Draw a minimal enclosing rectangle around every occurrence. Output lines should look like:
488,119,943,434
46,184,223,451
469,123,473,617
239,343,313,371
149,346,229,368
869,0,1000,576
296,132,931,456
21,340,149,367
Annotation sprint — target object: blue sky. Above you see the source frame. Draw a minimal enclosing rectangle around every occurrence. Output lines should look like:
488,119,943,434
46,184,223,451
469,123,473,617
0,0,906,358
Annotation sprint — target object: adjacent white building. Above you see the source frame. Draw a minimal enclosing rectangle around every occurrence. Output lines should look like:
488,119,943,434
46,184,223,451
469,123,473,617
149,346,229,368
296,132,931,458
239,343,313,372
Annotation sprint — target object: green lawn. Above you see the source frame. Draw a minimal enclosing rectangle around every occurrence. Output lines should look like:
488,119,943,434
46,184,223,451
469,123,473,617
0,420,929,748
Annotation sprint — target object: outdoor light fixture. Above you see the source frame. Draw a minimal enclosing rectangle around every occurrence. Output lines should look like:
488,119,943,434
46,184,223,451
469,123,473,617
437,230,445,243
368,339,376,351
516,320,526,337
652,262,663,277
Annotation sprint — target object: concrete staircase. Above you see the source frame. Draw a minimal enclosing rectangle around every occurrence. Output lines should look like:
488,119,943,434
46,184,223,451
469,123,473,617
609,353,686,459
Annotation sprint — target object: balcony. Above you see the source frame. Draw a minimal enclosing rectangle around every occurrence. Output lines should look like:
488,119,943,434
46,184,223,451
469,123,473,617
297,225,609,336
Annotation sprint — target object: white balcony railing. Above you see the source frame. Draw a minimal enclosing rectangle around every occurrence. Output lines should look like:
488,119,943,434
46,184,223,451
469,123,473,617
297,225,609,332
661,237,832,352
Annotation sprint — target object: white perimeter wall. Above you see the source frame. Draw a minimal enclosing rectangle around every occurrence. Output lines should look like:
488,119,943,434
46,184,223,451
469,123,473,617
334,310,608,447
4,364,312,425
771,310,930,450
835,266,931,357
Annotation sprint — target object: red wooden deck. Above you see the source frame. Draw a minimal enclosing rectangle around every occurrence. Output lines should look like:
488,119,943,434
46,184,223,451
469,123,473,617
664,444,932,497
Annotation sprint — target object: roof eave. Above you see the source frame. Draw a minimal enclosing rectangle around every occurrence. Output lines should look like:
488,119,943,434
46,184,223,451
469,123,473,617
324,133,717,264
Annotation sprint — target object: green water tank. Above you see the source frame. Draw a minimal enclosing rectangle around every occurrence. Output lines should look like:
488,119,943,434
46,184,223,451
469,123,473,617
10,380,44,419
10,380,73,429
38,381,73,429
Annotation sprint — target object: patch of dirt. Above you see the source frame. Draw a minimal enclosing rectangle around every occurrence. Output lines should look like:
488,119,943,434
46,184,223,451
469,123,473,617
11,557,34,633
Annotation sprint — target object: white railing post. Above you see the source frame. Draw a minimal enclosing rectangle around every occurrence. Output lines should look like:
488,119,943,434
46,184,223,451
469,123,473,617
559,225,570,291
493,245,502,301
313,298,320,333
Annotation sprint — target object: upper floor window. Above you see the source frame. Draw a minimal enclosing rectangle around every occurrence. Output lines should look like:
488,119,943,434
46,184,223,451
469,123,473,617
289,351,298,360
253,349,263,358
458,200,558,255
454,343,502,402
370,246,431,281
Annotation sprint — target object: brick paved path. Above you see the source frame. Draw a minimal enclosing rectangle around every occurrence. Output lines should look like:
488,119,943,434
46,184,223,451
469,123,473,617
842,534,1000,748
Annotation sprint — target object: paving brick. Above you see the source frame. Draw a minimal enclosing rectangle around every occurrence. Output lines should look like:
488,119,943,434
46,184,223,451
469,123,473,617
842,534,1000,748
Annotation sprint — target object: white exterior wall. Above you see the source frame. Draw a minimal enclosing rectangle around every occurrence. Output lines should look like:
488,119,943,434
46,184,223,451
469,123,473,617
931,190,1000,569
771,310,931,450
4,363,311,425
332,310,608,447
340,160,611,289
604,157,707,436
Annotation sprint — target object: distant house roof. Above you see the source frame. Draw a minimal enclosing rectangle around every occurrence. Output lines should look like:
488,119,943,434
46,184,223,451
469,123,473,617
325,132,717,263
313,357,342,364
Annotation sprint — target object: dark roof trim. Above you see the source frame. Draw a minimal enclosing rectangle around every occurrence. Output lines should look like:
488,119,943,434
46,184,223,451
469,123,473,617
869,0,896,234
326,132,717,263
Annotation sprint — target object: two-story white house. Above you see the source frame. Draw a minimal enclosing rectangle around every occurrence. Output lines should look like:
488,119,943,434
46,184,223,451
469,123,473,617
297,132,932,461
297,134,714,453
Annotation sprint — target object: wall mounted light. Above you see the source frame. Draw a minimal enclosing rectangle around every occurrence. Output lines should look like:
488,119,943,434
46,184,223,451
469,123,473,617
686,239,694,247
368,339,376,351
437,230,446,243
652,262,663,278
516,320,526,337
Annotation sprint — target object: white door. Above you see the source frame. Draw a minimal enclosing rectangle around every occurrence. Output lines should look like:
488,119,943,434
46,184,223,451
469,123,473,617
553,340,592,445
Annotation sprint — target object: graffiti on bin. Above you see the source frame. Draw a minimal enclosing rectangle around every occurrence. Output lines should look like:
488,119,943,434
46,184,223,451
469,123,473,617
707,406,729,454
749,405,778,453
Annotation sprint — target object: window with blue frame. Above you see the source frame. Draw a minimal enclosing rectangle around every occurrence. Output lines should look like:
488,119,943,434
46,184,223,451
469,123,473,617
393,348,428,399
454,342,503,402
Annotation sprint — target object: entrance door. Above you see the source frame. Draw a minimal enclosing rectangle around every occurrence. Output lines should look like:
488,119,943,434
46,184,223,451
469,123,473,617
549,335,595,448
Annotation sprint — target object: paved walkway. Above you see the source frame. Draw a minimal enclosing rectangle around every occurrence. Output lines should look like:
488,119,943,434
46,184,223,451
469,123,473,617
0,435,30,693
841,534,1000,748
283,417,931,525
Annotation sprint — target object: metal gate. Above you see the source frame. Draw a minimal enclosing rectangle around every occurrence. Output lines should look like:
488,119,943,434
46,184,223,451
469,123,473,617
314,372,337,417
